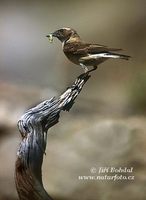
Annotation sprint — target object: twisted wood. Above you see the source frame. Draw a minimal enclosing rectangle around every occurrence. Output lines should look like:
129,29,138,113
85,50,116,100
15,72,91,200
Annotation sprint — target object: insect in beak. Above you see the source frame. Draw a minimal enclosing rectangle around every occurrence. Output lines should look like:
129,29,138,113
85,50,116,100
46,34,53,43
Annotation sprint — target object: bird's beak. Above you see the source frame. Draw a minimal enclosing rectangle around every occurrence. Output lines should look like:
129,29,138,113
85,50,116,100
51,31,59,37
46,31,59,42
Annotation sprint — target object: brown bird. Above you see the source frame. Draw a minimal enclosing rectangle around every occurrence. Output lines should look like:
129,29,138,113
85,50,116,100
47,27,130,73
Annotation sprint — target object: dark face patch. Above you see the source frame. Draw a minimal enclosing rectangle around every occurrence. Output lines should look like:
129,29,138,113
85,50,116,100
52,28,73,42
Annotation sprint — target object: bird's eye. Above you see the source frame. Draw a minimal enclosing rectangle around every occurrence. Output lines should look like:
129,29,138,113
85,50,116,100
60,29,64,33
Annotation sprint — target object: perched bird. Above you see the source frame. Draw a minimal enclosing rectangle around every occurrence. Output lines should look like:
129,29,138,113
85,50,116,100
47,27,130,73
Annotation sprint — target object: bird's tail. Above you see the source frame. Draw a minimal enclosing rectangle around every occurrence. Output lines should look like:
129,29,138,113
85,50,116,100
88,52,131,60
107,52,131,60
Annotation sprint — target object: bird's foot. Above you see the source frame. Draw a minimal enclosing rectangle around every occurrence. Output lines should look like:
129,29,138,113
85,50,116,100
80,63,89,73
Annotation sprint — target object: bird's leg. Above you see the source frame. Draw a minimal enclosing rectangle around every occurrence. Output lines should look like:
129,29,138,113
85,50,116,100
93,65,98,70
88,65,98,73
80,63,89,73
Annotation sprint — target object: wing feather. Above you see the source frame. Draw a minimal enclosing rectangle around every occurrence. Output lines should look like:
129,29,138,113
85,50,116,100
63,42,122,55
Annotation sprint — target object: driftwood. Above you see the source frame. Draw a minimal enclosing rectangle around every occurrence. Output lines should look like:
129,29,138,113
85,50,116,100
15,72,93,200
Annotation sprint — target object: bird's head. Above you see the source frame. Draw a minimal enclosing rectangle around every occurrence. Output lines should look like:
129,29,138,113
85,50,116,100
47,27,78,43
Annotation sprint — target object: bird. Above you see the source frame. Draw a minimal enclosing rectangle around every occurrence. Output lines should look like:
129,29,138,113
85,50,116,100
46,27,130,73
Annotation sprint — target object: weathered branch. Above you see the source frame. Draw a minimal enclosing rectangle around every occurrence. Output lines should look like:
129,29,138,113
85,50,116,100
15,72,91,200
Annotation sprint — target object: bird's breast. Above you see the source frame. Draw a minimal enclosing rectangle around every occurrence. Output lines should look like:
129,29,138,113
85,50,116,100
64,51,81,65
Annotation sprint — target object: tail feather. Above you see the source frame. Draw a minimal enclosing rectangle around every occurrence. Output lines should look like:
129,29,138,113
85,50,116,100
89,52,131,60
109,52,131,60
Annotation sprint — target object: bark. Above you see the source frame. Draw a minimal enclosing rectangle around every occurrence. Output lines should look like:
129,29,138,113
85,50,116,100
15,72,92,200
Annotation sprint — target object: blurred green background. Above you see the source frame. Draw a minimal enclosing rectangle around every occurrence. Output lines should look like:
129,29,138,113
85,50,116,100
0,0,146,200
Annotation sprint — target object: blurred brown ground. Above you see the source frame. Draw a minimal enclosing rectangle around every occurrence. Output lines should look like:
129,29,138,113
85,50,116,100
0,0,146,200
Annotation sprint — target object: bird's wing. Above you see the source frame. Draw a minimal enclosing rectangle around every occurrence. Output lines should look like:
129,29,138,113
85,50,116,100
64,42,122,55
63,42,83,53
75,44,122,54
90,43,122,50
